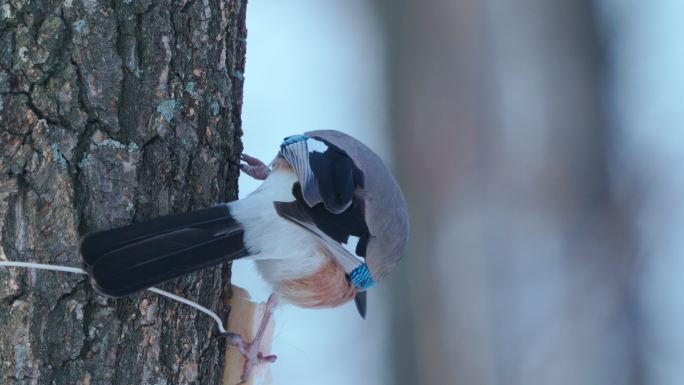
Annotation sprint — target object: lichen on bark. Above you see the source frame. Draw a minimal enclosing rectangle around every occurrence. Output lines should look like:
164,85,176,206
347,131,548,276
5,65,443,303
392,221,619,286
0,0,247,384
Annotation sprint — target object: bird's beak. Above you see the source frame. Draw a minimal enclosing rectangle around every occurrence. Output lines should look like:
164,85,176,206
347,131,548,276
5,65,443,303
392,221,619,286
354,291,367,319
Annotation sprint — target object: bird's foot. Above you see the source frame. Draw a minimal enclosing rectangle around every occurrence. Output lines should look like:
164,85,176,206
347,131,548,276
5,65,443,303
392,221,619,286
217,293,278,383
240,153,271,180
218,331,278,383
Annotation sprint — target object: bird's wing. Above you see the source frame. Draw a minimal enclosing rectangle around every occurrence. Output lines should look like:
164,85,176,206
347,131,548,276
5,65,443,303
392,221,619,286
274,198,372,318
279,135,364,214
273,198,365,274
279,135,372,318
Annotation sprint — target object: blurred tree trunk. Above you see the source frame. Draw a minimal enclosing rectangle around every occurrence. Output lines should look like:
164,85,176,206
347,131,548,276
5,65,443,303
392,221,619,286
0,1,246,384
377,0,638,384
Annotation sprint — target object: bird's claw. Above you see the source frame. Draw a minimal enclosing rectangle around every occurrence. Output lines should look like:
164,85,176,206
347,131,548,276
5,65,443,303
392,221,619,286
257,352,278,363
217,331,278,382
240,153,271,180
217,293,278,383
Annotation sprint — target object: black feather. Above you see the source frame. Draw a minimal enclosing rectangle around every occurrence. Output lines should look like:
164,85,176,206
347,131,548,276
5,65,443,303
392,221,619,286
354,291,367,318
80,205,248,297
308,140,364,213
290,183,369,257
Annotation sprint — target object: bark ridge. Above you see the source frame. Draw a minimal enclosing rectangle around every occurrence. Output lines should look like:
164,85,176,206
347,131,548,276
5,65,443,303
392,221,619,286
0,1,248,383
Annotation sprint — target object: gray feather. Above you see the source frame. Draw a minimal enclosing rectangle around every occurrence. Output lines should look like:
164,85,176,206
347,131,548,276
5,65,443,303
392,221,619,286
305,130,409,281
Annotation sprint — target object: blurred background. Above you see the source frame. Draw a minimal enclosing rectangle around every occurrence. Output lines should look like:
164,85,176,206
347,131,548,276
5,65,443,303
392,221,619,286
234,0,684,384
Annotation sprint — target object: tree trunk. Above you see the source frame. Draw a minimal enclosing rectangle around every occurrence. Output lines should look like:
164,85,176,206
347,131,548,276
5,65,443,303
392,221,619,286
0,1,247,384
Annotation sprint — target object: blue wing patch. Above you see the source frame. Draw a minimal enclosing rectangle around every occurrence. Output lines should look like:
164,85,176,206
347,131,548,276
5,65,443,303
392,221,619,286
281,134,309,146
349,263,375,290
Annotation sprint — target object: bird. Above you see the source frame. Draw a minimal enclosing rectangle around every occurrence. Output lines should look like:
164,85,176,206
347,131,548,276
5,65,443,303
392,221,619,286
79,130,409,379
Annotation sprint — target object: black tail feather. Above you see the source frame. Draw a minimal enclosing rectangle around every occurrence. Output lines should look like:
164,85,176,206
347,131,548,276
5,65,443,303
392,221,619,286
80,205,248,297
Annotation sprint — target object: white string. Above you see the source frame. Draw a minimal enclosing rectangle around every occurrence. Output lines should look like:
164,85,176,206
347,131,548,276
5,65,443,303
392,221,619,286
146,287,226,333
0,261,87,275
0,260,227,334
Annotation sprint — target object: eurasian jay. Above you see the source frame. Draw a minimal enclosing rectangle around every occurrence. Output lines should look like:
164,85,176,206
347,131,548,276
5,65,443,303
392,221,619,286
79,130,409,377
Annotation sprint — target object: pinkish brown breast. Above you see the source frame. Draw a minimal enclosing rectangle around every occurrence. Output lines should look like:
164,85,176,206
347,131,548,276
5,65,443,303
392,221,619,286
277,248,357,308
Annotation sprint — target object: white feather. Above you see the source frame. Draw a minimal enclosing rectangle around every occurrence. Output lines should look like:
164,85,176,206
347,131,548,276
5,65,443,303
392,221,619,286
343,235,362,261
227,168,326,285
306,138,328,154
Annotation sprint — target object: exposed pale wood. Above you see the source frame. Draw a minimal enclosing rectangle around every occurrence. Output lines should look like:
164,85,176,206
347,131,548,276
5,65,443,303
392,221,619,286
223,286,275,385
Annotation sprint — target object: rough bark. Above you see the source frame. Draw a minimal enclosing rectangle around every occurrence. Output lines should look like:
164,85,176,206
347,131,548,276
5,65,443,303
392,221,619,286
0,0,247,384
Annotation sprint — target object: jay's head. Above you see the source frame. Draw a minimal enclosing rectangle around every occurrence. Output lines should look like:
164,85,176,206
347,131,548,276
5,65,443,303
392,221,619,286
280,130,410,316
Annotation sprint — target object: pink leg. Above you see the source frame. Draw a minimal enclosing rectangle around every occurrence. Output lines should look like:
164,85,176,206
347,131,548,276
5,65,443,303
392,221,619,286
240,153,271,180
218,293,278,382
